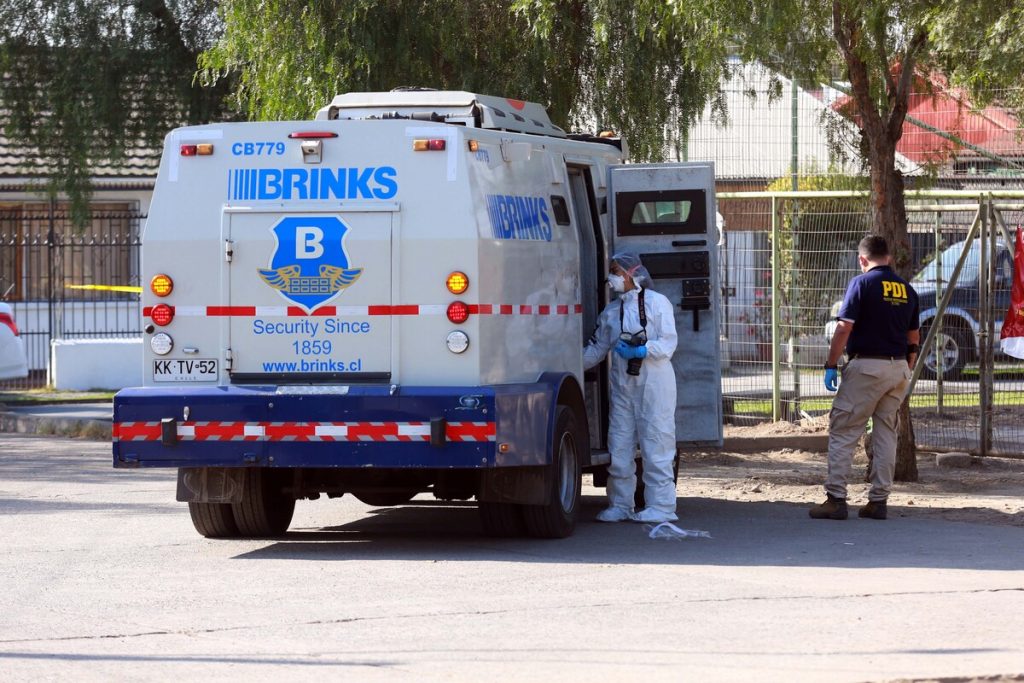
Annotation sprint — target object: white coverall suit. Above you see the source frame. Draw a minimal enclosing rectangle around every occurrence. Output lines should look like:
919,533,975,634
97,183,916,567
583,286,679,520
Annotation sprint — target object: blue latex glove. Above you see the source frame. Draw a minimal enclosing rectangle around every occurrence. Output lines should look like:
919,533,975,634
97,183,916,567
615,341,648,360
824,367,839,392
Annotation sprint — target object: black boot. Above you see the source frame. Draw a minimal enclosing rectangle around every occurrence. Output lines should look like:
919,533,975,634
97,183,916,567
809,494,848,520
859,500,888,520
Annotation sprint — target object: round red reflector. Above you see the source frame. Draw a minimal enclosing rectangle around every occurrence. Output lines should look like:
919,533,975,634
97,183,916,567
447,301,470,324
150,274,173,297
151,304,174,326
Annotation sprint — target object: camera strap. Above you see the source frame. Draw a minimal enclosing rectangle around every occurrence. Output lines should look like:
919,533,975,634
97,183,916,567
619,287,647,335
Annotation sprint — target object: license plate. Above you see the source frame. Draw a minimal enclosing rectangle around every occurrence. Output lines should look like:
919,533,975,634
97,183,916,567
153,358,218,382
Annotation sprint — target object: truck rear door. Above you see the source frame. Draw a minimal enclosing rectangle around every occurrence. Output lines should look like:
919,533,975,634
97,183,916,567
225,207,395,383
608,163,723,447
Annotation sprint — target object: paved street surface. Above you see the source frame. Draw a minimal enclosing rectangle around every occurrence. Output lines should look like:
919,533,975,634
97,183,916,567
2,433,1023,682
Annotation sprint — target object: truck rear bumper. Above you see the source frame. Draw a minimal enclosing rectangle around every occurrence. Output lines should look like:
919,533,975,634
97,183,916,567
113,383,554,469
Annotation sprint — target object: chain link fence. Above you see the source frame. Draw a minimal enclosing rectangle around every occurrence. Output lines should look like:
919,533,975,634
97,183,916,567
718,191,1024,456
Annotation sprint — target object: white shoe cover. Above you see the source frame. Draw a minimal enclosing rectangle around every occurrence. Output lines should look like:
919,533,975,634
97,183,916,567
633,507,678,523
596,506,635,522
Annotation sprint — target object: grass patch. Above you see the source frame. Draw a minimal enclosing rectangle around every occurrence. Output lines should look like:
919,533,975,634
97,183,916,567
730,391,1022,417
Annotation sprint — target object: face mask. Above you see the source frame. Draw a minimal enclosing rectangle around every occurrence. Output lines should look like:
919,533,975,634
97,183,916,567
607,274,626,292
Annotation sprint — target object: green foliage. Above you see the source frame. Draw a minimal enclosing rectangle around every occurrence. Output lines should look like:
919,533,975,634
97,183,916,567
929,1,1024,116
0,0,231,223
766,172,871,330
199,0,732,162
200,1,573,122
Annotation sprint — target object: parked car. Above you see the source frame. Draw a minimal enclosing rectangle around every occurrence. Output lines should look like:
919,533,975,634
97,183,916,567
0,301,29,381
824,238,1015,380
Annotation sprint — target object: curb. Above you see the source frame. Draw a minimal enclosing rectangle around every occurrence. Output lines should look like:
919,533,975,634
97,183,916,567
0,411,112,441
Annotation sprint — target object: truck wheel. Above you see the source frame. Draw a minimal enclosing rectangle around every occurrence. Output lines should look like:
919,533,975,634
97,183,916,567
478,502,527,537
231,468,295,537
523,406,582,539
920,323,970,380
188,502,239,538
353,490,418,507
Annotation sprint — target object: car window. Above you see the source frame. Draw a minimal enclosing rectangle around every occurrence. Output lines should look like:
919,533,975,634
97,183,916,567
913,241,980,285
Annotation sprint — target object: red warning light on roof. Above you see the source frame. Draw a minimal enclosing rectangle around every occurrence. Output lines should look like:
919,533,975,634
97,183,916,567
506,99,526,111
288,131,339,139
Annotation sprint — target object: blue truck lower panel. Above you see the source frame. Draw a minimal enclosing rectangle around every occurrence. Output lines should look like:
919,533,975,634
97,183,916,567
113,382,557,469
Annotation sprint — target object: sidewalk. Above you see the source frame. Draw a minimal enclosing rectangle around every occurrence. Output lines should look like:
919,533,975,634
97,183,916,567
0,399,112,440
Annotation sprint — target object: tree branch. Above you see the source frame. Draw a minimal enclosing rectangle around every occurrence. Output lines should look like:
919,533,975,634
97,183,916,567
887,27,928,140
833,0,882,139
872,12,895,99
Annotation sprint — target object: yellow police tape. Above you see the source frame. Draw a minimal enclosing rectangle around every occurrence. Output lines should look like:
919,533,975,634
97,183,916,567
64,284,143,293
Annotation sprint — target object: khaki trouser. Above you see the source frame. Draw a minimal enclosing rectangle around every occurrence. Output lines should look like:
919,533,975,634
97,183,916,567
826,357,912,502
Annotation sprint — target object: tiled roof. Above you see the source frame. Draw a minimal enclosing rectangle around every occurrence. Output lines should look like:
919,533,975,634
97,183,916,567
0,113,160,180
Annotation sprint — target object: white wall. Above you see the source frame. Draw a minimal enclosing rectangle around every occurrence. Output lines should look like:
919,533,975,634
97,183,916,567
50,338,142,390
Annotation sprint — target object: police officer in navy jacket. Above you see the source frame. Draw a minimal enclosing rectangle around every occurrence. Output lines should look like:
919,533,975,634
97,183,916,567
810,235,920,521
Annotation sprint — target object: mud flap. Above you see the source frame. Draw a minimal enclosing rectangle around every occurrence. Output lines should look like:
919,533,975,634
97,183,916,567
176,467,247,503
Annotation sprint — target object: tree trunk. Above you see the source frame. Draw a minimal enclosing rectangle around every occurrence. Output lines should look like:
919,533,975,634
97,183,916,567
865,138,919,482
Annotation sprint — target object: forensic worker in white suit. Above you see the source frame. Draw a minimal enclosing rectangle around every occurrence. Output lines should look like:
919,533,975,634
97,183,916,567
583,252,679,523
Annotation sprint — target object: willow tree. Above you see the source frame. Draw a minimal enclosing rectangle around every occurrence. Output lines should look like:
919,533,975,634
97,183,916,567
0,0,230,222
199,0,728,161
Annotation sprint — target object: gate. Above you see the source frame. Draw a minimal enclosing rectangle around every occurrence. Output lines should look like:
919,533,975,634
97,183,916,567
0,203,144,391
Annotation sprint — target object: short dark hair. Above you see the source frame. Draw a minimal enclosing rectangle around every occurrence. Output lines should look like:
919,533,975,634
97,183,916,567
858,235,889,260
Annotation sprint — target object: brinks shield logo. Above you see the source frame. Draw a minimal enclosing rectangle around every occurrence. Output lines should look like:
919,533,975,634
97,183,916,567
257,216,363,312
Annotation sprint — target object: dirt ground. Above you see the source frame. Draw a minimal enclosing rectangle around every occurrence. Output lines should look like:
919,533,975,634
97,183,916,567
678,418,1024,527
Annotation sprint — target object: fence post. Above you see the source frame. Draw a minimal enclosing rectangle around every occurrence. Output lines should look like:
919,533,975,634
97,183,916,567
979,197,990,456
46,198,56,387
771,196,781,421
982,198,996,455
933,210,944,415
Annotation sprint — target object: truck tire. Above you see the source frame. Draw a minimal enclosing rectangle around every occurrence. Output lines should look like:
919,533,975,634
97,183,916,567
188,502,239,538
353,490,418,507
231,468,295,537
478,502,527,537
920,322,970,381
522,406,582,539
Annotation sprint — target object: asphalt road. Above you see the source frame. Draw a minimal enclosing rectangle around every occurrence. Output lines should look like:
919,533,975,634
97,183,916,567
2,433,1023,682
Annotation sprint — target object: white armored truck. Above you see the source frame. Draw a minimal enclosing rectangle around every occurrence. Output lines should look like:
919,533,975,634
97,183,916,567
113,90,722,539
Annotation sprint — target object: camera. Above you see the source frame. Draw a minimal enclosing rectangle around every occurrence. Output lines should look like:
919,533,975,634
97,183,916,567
619,331,647,376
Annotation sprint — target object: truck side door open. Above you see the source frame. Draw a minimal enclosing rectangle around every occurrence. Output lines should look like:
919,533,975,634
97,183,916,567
609,163,723,447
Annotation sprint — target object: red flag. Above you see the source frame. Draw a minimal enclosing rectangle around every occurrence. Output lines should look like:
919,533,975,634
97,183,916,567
1001,227,1024,359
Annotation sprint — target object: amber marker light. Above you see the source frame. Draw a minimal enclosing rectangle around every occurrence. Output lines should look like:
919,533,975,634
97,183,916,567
446,271,469,295
150,274,174,297
413,139,447,151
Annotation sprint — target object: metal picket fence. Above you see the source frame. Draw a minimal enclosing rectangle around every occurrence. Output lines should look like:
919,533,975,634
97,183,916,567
718,189,1024,456
0,204,144,391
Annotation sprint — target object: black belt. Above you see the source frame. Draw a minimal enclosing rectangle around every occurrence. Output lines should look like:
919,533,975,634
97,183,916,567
851,354,901,360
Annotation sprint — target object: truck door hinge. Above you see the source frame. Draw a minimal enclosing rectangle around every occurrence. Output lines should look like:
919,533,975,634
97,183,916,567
225,348,234,371
224,239,234,262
